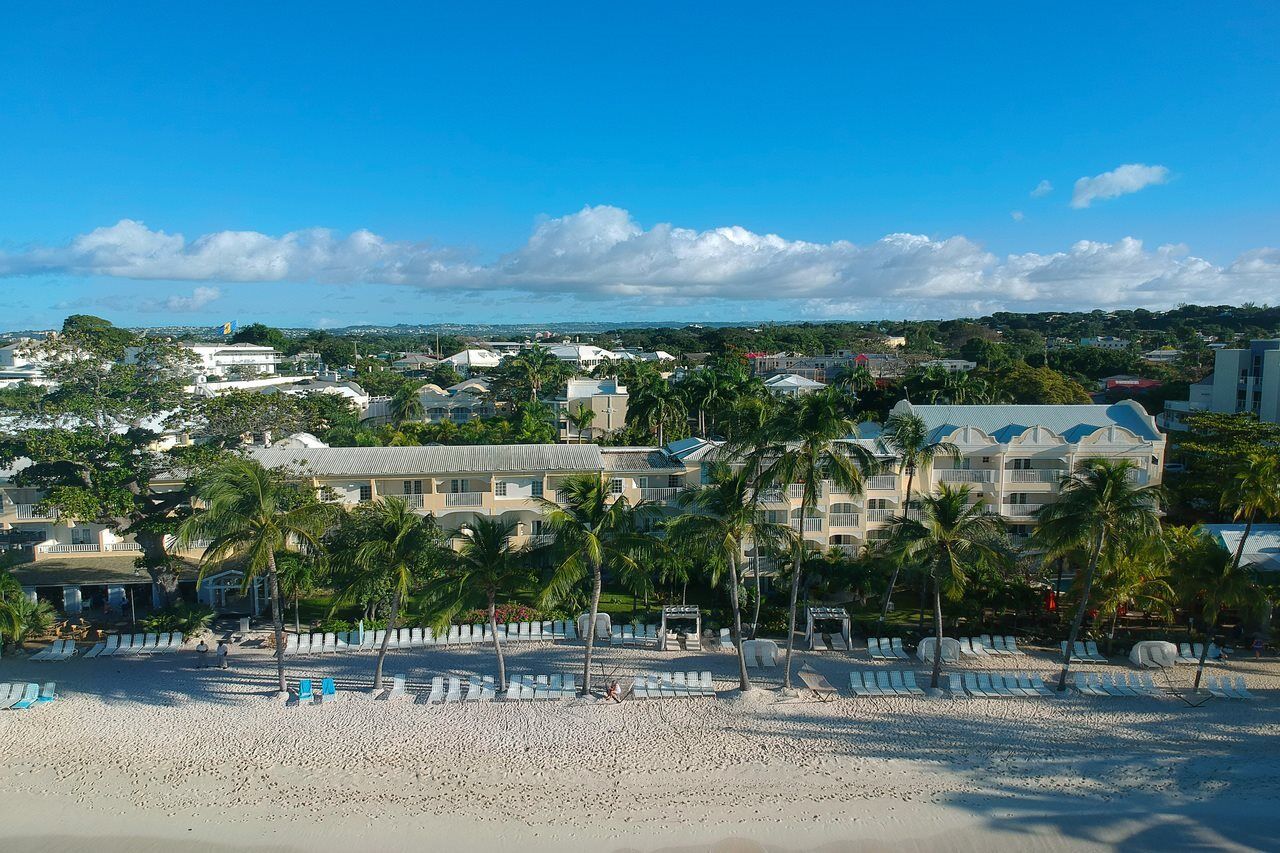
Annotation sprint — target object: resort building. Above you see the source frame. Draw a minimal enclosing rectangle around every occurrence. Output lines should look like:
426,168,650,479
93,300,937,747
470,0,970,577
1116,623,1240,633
920,359,977,373
391,353,440,374
762,373,826,397
0,339,53,388
441,348,504,376
1202,525,1280,573
1160,339,1280,429
126,341,283,379
1079,336,1131,350
547,344,618,371
552,378,628,442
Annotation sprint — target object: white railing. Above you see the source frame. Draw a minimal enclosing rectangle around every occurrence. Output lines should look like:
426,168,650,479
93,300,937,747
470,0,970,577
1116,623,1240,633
758,489,787,504
791,517,823,532
444,492,484,507
16,504,59,520
936,470,995,483
829,513,860,528
865,475,898,490
1001,504,1045,518
39,543,101,553
641,488,678,501
400,493,426,509
104,542,142,552
829,543,860,556
867,509,895,522
787,483,817,499
1007,469,1062,483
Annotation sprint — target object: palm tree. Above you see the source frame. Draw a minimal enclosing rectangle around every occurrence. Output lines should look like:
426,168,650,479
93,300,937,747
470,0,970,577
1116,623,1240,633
666,462,795,690
567,403,596,444
337,497,439,690
885,484,1008,687
1091,540,1175,650
628,373,687,446
538,474,657,695
276,552,324,635
746,387,880,690
0,572,24,649
1169,526,1263,690
874,410,959,631
423,516,535,692
510,344,563,401
1032,459,1163,692
389,383,424,425
177,458,333,694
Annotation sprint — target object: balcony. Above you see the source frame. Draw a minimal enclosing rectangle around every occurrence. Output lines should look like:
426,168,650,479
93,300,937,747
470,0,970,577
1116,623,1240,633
1001,504,1045,518
444,492,485,507
936,470,995,484
640,487,679,502
38,543,101,553
829,543,859,556
867,508,894,522
758,489,787,504
15,504,59,520
1007,469,1062,484
790,517,823,532
829,513,860,528
104,542,142,552
865,475,898,491
787,483,820,499
400,493,426,510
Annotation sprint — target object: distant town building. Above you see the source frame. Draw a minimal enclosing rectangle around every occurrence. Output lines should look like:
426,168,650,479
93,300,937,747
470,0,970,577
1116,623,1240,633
1141,348,1182,365
763,373,826,397
1079,336,1131,350
921,359,977,373
1160,339,1280,429
554,378,628,442
442,349,504,375
126,341,282,379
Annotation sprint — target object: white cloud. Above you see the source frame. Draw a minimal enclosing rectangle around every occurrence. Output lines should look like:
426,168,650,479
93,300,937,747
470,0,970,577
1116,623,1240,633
1071,163,1169,209
1010,210,1024,222
1030,180,1053,198
4,205,1278,318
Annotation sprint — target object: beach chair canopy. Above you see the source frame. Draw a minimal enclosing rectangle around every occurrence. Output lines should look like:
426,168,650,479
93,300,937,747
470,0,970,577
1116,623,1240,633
916,636,962,663
577,612,611,640
804,607,850,647
658,605,701,651
1129,640,1178,669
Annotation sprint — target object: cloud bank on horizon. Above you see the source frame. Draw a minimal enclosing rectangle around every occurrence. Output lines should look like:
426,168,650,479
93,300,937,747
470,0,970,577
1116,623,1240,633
3,203,1277,319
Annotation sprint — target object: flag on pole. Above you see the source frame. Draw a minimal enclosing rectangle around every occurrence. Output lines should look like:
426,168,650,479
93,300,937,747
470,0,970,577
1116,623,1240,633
220,321,236,336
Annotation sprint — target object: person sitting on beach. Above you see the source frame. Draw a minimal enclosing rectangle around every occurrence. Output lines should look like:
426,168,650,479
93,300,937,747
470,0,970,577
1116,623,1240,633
605,680,622,703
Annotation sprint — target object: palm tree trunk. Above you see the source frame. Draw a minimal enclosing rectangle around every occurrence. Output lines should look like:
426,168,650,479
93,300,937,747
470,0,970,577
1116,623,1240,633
294,591,300,635
581,563,602,696
265,551,287,694
750,548,762,640
727,553,752,691
374,587,401,691
1057,530,1105,692
1193,612,1218,692
930,570,944,689
781,547,802,691
876,468,915,631
489,593,507,692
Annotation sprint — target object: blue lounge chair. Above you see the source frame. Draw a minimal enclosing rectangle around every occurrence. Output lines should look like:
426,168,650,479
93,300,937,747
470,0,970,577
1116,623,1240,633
12,683,41,710
38,682,57,702
297,678,314,704
320,677,337,703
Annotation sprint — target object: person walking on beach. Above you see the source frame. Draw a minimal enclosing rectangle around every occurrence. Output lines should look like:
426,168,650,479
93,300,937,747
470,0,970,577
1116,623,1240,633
196,638,209,667
216,640,230,669
1253,637,1264,658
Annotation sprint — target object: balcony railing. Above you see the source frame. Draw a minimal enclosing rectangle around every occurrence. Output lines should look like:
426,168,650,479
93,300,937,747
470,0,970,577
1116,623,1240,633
641,488,678,502
15,504,59,520
865,475,898,490
867,509,894,522
400,493,426,509
791,517,823,532
1007,469,1062,484
38,543,101,553
1001,504,1045,518
104,542,142,552
829,513,860,528
936,470,995,483
758,489,787,504
829,544,859,556
444,492,484,507
787,483,819,499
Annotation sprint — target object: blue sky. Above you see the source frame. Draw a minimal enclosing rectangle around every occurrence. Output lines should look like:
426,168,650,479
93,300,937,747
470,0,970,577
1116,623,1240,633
2,2,1278,329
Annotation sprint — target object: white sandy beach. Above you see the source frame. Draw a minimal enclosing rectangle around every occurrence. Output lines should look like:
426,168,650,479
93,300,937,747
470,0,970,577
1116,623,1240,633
1,640,1277,852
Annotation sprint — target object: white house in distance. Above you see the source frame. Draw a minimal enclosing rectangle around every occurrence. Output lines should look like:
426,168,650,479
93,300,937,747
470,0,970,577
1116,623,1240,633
0,340,52,388
125,341,283,379
763,373,825,397
1079,336,1131,350
442,348,504,376
921,359,977,373
548,344,618,371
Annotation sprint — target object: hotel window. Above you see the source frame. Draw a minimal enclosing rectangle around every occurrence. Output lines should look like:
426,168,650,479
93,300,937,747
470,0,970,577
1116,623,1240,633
531,480,543,497
1011,458,1031,470
609,478,624,495
494,481,508,497
358,485,372,502
668,475,682,489
531,519,545,536
403,480,422,495
450,479,467,493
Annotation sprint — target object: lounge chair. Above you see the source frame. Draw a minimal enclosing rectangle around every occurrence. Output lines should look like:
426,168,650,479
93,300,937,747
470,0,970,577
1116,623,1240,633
388,674,406,698
848,672,868,697
297,679,315,704
0,683,21,711
445,677,462,703
295,634,312,655
866,638,884,659
1003,636,1024,655
549,673,563,698
889,638,908,659
719,627,732,649
283,633,299,656
11,683,41,710
565,620,578,641
426,676,444,704
1060,641,1081,662
38,682,57,702
901,670,927,696
154,633,172,653
830,632,849,651
30,640,60,661
969,637,992,657
97,635,121,657
465,675,481,702
504,677,521,700
961,673,983,697
317,633,332,654
520,676,536,701
481,676,496,701
632,676,649,700
1085,641,1105,662
946,673,967,697
888,670,909,696
83,639,107,658
320,678,337,703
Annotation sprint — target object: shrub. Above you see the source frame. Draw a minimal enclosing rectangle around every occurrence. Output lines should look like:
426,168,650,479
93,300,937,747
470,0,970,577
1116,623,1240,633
142,602,216,635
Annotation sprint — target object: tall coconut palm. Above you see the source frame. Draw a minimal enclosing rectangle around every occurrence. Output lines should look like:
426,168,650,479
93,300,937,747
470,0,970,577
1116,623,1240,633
666,462,796,690
566,403,596,444
389,383,425,425
276,551,325,635
337,497,440,690
510,345,564,401
177,458,333,694
874,410,959,631
423,516,535,691
746,387,880,690
538,474,657,695
885,484,1008,687
628,373,687,446
0,572,24,649
1032,458,1163,691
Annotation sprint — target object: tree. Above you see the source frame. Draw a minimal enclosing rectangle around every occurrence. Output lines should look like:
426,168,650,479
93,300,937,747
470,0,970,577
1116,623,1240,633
1090,539,1175,648
747,387,880,691
0,572,24,649
874,410,959,630
885,484,1008,687
538,474,657,695
423,516,535,692
389,382,425,425
993,363,1091,404
627,372,687,446
1032,459,1164,691
492,345,567,402
1170,413,1280,517
566,403,596,443
231,323,289,351
276,552,325,635
667,462,795,690
333,498,440,690
177,458,333,693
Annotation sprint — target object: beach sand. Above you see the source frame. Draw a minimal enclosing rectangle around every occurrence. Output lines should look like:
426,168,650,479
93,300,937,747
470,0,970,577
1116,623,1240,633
1,640,1277,852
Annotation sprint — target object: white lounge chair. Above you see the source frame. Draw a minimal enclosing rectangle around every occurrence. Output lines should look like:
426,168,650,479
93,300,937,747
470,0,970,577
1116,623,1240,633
866,638,884,659
1085,641,1105,662
889,638,909,659
481,676,496,701
389,674,407,698
465,675,481,702
632,675,649,700
30,640,60,661
427,676,445,704
947,673,967,697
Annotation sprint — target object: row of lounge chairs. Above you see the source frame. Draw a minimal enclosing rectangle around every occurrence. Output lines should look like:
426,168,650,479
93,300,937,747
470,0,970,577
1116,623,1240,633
83,632,185,657
866,638,909,659
0,682,56,710
1073,672,1163,697
284,621,579,656
956,636,1025,656
1178,642,1222,662
849,670,926,697
30,639,77,660
632,671,716,699
610,624,661,648
810,632,849,651
950,672,1055,698
296,677,337,705
1203,676,1254,700
504,674,576,700
1060,641,1108,662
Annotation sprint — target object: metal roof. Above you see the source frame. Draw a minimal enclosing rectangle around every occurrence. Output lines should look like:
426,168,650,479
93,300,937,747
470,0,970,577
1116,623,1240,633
10,556,202,587
599,448,680,472
248,444,607,476
894,401,1162,444
1205,525,1280,572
